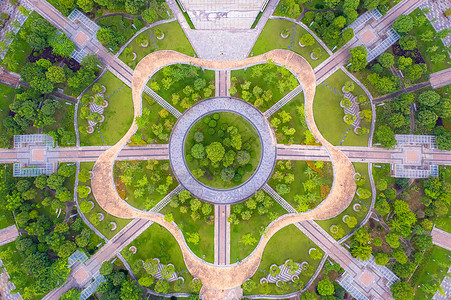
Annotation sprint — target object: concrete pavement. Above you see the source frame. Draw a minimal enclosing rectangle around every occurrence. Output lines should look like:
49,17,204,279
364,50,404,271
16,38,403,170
0,225,19,247
431,227,451,252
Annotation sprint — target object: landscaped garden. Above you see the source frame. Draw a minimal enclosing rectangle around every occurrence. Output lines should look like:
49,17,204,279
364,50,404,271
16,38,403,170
113,160,178,211
251,19,329,68
119,21,195,69
184,112,262,189
147,63,215,112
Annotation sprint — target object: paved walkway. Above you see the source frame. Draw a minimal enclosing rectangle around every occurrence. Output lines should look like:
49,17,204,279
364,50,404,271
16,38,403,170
169,97,277,204
420,0,451,49
431,227,451,252
0,225,19,246
214,205,230,265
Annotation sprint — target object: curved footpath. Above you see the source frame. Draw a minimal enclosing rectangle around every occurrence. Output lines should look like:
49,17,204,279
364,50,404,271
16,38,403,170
91,49,357,297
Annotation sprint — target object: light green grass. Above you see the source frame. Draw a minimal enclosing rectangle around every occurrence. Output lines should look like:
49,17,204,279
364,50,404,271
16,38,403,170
79,162,131,239
251,19,329,68
160,202,215,263
246,224,324,295
313,69,370,147
185,112,262,189
317,163,372,239
119,21,195,69
78,71,134,146
121,223,198,293
230,195,287,261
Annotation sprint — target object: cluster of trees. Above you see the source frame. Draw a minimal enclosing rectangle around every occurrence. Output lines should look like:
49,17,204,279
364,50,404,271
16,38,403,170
150,64,215,110
167,190,214,224
96,262,143,299
374,90,451,148
115,160,175,210
141,0,172,24
134,105,174,144
274,0,305,18
0,165,99,298
229,62,297,110
186,113,258,186
228,190,279,227
303,10,354,50
270,110,297,143
57,0,159,17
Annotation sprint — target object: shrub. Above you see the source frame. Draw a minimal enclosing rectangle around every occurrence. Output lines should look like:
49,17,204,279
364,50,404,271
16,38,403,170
343,81,355,92
270,265,280,277
194,132,204,142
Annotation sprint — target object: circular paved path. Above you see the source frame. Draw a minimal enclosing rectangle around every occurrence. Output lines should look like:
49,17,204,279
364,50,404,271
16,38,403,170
169,97,276,205
91,50,356,298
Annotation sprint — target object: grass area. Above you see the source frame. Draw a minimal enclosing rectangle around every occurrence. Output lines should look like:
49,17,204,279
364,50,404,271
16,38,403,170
78,71,134,146
0,84,16,147
119,21,195,69
148,65,215,113
269,160,333,210
317,163,372,239
313,69,370,147
113,160,177,211
251,19,329,68
270,93,307,144
0,211,15,229
230,194,288,261
246,224,324,295
42,101,76,146
1,12,35,73
79,162,131,239
121,223,199,293
410,9,451,73
185,112,262,189
231,64,298,112
412,246,451,299
160,201,215,263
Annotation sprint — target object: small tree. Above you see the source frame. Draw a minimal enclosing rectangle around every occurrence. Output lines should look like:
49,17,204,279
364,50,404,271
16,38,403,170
317,277,334,296
99,261,113,276
299,34,315,46
393,15,414,33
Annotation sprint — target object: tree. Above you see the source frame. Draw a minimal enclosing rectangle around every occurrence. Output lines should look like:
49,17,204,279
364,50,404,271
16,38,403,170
348,46,367,72
49,33,75,57
392,249,408,264
375,125,396,148
205,142,225,163
220,167,235,182
67,67,96,91
309,248,323,260
77,185,90,199
405,64,424,80
417,110,438,128
154,279,169,294
357,188,371,199
125,0,146,15
46,66,66,83
25,18,55,49
391,281,414,300
190,144,205,159
393,15,414,33
399,35,417,50
418,91,440,107
100,261,113,276
412,234,432,251
317,277,334,296
142,8,158,23
345,215,357,228
77,0,94,12
301,291,318,300
378,53,394,68
121,279,143,299
235,151,250,165
60,290,81,300
351,243,372,260
386,232,400,248
363,0,379,10
240,233,257,246
374,252,389,265
58,241,76,258
276,183,290,195
376,179,387,191
299,33,315,46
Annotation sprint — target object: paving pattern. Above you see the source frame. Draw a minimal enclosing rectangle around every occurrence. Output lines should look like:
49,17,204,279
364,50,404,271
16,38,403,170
432,227,451,252
169,97,277,204
419,0,451,49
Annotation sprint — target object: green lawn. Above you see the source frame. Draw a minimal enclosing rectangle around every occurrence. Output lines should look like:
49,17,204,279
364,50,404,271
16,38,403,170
79,162,131,239
231,65,298,112
269,160,333,210
113,160,178,211
317,163,372,239
160,201,215,263
78,71,134,146
313,69,370,147
148,65,215,113
119,21,195,69
270,93,307,144
245,224,324,295
230,194,287,261
251,19,329,68
121,223,199,293
412,246,451,299
185,112,262,189
410,9,451,73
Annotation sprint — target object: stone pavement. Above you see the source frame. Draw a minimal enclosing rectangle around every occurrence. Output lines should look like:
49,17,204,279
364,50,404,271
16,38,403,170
169,97,277,204
0,258,21,300
430,68,451,89
433,267,451,300
214,204,230,265
0,225,19,246
432,227,451,252
420,0,451,49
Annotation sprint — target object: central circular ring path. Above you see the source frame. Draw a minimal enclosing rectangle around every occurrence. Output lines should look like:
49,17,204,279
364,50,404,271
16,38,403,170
169,97,277,205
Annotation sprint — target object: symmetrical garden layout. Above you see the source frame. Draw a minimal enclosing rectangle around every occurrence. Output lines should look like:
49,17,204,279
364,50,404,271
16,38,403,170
1,0,451,299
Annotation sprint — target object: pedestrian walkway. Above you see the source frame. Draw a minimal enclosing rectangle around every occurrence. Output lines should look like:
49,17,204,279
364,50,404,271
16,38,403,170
0,225,19,246
420,0,451,49
432,227,451,252
264,85,303,117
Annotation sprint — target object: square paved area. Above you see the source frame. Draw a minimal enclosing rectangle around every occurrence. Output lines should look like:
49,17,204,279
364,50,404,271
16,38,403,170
360,29,376,43
75,31,88,45
73,267,89,284
32,149,45,162
359,270,374,286
406,150,420,163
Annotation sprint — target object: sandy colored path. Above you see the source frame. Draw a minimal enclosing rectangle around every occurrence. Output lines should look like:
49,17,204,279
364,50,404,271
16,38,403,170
91,50,356,297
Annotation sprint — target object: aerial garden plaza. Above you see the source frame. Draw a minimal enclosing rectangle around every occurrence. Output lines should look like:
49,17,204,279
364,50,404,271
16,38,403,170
0,0,451,299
